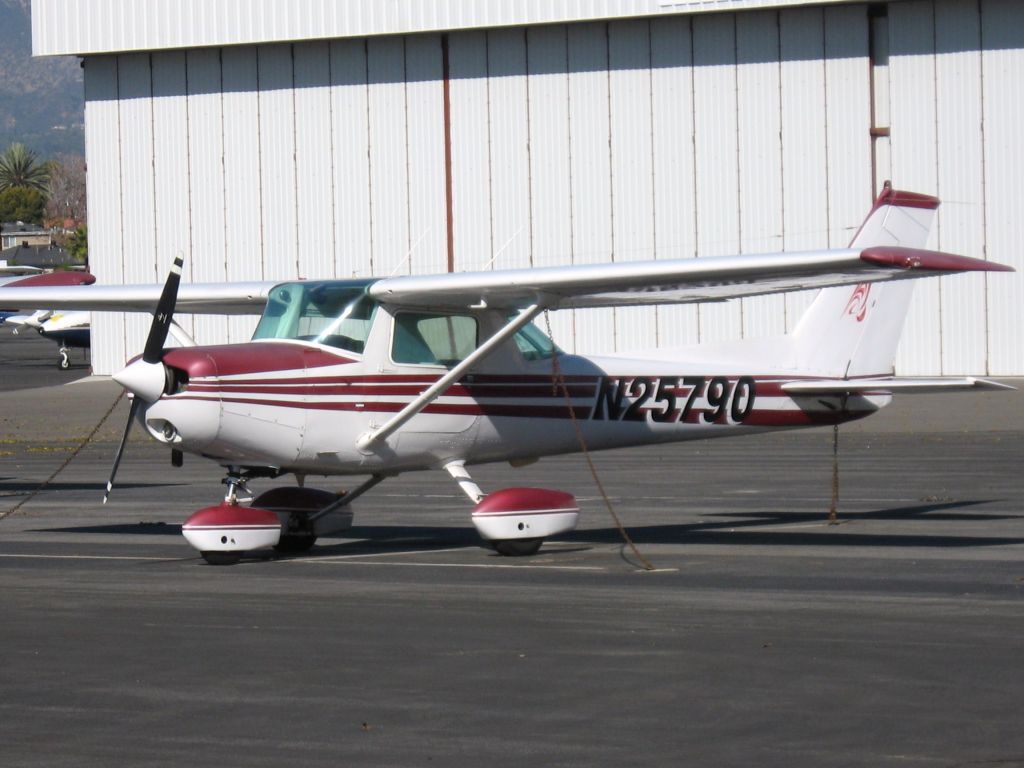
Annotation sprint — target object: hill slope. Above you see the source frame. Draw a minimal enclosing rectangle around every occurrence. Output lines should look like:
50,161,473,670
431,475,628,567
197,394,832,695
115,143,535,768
0,0,84,157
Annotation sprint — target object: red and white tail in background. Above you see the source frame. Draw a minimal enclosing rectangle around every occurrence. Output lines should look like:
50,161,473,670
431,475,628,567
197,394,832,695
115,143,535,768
793,184,935,379
786,183,1009,393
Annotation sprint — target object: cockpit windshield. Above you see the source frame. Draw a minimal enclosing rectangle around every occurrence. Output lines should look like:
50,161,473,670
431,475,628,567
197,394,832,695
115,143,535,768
252,280,379,354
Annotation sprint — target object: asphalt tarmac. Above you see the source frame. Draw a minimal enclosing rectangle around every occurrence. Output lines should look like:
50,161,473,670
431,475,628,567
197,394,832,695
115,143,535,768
1,328,1023,767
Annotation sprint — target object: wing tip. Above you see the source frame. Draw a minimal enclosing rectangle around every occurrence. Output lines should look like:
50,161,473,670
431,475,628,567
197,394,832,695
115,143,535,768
860,246,1015,273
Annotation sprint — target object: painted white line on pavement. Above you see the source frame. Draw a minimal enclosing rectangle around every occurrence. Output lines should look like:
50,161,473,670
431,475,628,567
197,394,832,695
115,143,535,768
290,559,607,571
297,546,473,561
0,553,177,562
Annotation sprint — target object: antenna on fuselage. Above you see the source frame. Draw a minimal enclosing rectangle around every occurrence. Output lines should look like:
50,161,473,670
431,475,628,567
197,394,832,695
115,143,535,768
388,228,431,277
480,226,523,272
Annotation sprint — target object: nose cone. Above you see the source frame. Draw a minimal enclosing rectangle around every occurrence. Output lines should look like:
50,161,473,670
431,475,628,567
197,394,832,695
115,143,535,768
113,358,167,402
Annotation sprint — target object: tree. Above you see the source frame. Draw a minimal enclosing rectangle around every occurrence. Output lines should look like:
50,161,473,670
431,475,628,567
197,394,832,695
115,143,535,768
66,226,88,263
0,143,50,193
45,154,87,225
0,186,46,224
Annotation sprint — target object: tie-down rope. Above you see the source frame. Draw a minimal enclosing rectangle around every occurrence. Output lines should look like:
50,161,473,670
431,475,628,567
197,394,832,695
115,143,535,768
0,389,126,521
542,311,656,571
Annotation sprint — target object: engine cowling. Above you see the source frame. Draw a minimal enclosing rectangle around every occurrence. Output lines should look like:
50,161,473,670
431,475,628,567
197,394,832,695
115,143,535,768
471,487,579,543
181,502,281,555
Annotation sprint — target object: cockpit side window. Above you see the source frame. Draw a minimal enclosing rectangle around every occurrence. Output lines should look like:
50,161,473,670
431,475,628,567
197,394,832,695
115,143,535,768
392,312,478,367
513,320,561,361
252,281,378,354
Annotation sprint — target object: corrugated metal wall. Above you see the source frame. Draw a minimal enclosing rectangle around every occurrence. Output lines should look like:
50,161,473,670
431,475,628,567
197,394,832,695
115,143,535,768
35,0,858,56
84,1,1024,375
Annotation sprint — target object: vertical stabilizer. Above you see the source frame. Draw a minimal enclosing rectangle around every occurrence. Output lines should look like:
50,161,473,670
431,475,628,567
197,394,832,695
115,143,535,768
792,183,939,377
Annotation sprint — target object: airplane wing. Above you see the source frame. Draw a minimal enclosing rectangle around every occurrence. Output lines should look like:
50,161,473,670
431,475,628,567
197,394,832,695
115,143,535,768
0,245,1011,316
0,280,276,315
369,246,1013,311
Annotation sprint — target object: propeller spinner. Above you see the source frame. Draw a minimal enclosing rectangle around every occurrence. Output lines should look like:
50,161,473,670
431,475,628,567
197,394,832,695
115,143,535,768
103,255,184,503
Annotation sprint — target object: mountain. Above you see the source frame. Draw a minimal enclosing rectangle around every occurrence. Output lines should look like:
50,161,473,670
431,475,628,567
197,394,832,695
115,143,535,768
0,0,84,158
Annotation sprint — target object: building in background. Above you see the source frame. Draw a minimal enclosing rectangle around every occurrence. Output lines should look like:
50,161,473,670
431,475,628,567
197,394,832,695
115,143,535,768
0,241,70,269
31,0,1024,375
1,221,52,250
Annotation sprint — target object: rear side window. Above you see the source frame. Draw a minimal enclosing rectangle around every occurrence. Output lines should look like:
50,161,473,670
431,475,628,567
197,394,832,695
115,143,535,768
392,312,478,367
513,320,560,361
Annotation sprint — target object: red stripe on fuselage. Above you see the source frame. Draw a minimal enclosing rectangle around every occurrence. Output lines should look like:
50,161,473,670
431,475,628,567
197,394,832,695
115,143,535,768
186,380,598,399
175,394,593,420
163,343,356,378
172,393,870,426
173,374,848,404
166,372,878,428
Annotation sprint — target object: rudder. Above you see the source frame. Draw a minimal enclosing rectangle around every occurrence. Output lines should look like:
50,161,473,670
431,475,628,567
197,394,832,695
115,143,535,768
792,183,939,377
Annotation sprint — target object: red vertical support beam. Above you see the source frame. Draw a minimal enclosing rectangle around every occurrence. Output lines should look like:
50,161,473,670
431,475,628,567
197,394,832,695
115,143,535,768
868,3,890,199
441,33,455,273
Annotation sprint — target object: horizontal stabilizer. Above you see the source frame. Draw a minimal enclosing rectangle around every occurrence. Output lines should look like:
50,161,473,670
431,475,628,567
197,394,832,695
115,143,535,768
782,377,1015,395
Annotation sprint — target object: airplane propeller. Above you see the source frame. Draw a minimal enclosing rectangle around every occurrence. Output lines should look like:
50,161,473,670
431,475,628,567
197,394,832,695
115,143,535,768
103,254,184,503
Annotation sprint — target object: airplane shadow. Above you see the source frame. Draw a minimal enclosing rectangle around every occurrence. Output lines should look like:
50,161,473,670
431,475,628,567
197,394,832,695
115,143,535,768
562,499,1024,549
30,499,1024,551
296,529,482,559
701,499,1012,524
1,480,180,494
30,521,183,536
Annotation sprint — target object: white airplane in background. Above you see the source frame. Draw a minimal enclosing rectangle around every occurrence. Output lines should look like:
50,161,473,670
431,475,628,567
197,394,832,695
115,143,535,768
0,270,95,368
0,184,1013,564
0,264,42,280
4,309,91,369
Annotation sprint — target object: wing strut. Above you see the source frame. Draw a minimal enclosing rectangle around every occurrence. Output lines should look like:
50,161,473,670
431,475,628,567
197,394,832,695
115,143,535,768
356,304,543,451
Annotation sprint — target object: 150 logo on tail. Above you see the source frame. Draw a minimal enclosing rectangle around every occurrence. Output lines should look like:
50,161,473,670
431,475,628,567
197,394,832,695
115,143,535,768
592,376,756,424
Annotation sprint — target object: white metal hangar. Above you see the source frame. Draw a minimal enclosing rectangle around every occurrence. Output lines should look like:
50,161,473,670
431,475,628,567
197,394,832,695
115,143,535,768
32,0,1024,376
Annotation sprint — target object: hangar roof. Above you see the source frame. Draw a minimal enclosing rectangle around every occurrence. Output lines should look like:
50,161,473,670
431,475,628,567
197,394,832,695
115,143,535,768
33,0,865,57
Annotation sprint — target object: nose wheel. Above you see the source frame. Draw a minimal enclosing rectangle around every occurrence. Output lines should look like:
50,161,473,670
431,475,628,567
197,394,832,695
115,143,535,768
200,550,242,566
58,347,70,369
491,538,544,557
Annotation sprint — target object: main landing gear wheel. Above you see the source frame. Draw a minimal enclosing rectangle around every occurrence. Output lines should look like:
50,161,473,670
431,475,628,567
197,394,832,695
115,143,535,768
471,489,579,558
273,532,317,553
251,486,339,554
492,538,544,557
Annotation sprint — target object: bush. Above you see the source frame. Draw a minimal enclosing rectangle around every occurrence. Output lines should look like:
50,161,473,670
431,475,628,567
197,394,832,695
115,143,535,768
0,186,46,224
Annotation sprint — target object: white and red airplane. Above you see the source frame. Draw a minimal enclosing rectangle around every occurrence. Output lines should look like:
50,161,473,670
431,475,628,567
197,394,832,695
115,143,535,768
0,270,95,367
4,310,92,369
0,185,1013,563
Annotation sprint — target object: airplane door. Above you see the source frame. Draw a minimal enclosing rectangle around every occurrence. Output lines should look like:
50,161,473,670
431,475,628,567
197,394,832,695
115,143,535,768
218,344,308,465
384,310,480,449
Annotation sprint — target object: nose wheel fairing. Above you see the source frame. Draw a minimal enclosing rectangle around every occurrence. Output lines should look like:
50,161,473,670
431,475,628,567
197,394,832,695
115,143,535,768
182,502,282,561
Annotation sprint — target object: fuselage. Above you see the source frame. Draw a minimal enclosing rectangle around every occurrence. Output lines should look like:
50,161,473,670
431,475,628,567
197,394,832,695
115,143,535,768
137,280,888,476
